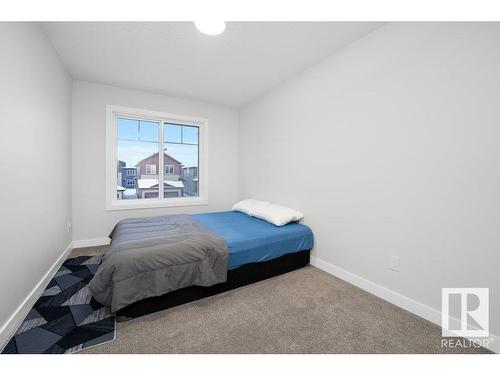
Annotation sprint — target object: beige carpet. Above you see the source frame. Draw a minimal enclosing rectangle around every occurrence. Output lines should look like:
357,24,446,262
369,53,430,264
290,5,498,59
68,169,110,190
71,246,489,354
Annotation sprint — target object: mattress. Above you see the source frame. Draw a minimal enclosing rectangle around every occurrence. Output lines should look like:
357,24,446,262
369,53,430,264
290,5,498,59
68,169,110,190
193,211,314,269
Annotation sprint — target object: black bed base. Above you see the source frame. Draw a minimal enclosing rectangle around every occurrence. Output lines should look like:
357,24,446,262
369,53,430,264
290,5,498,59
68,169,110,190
117,249,311,320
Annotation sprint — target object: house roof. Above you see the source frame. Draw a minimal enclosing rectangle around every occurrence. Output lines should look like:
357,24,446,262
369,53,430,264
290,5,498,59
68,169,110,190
137,179,184,189
137,179,158,189
135,152,183,167
165,180,184,188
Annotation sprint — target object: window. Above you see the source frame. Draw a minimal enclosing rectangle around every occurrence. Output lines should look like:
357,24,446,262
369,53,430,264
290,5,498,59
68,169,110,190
106,105,207,210
165,165,174,174
145,165,157,175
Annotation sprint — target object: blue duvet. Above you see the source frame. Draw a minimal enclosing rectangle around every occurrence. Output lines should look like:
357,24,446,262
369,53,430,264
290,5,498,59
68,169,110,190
193,211,314,270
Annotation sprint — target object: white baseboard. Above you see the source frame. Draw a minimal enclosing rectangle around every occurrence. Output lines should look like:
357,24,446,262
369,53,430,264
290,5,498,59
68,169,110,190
0,241,74,351
72,237,110,249
310,256,499,353
2,245,496,353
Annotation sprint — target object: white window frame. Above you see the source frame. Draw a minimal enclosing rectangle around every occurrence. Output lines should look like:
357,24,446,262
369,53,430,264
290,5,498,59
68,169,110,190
165,165,174,174
106,105,208,211
145,164,157,175
126,169,135,176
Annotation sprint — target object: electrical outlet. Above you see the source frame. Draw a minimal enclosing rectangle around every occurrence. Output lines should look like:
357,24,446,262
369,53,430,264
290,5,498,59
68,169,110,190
389,255,400,272
66,221,72,233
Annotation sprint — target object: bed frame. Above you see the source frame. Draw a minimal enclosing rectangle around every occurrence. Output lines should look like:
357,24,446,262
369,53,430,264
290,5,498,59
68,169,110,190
116,249,311,321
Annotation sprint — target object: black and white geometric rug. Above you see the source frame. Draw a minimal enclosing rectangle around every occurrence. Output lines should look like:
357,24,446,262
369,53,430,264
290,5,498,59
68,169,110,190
1,255,115,354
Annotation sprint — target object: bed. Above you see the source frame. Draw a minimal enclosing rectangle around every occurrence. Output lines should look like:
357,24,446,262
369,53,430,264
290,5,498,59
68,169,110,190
89,211,314,320
193,211,313,270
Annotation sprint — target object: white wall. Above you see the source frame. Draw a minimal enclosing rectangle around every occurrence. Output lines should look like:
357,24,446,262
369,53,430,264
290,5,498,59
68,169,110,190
72,81,239,240
239,23,500,337
0,24,72,333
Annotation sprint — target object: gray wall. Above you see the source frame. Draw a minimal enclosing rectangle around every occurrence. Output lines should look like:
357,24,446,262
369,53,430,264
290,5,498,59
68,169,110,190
239,23,500,337
0,23,72,331
72,81,239,240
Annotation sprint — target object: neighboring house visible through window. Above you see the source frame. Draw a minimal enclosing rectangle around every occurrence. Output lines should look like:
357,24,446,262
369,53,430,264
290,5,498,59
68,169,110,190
120,167,137,189
181,166,199,197
106,105,207,210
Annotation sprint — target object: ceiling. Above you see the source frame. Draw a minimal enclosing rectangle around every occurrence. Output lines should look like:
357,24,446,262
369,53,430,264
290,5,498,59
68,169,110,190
43,22,382,108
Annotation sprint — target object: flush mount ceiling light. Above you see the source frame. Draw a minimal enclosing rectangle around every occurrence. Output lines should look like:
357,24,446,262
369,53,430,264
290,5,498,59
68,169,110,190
194,20,226,36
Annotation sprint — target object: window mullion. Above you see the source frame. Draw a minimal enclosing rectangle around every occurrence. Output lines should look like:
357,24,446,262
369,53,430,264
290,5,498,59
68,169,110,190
158,121,164,200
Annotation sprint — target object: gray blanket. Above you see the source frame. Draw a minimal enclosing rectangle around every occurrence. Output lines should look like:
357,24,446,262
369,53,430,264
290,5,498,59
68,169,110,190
88,214,228,312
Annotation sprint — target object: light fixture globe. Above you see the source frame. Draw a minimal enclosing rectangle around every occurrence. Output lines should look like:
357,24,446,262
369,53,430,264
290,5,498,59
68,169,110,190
194,20,226,36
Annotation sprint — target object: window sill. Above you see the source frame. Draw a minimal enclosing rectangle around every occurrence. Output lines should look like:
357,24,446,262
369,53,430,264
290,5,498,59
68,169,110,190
106,197,208,211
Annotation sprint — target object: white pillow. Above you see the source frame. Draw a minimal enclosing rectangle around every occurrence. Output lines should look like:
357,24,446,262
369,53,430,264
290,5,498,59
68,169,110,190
252,203,304,227
232,199,270,216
